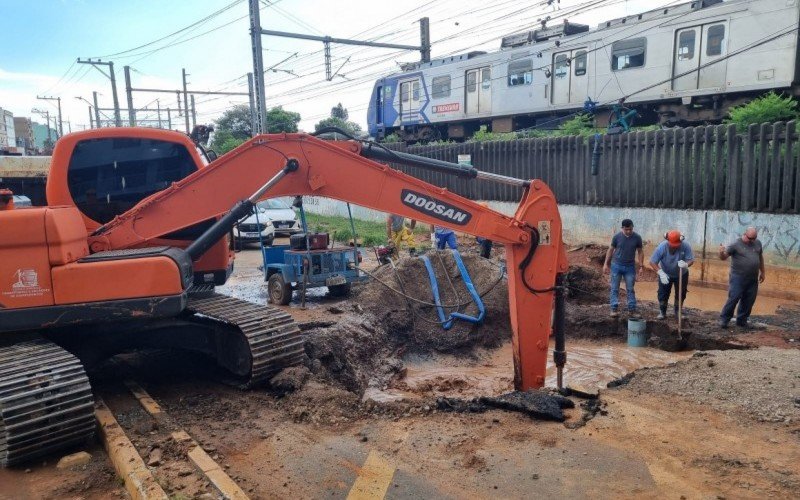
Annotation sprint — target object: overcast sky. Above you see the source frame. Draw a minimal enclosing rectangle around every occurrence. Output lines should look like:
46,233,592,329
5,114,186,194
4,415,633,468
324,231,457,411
0,0,671,133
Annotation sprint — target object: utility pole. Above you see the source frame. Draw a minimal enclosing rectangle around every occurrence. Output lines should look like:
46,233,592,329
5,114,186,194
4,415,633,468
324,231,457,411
167,109,172,130
77,58,122,126
182,68,190,133
88,106,94,128
65,120,72,134
92,92,102,128
190,95,196,129
36,96,63,136
249,0,267,134
420,17,431,63
247,72,257,136
124,66,136,126
157,100,162,129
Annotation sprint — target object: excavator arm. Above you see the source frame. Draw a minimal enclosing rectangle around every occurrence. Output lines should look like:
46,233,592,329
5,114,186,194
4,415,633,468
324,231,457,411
87,132,569,390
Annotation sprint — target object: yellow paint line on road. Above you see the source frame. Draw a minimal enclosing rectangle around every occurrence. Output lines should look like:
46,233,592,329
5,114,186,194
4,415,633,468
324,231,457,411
94,399,168,500
346,450,396,500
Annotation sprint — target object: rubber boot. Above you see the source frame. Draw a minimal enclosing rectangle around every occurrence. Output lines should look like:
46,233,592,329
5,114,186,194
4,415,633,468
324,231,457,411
657,301,667,320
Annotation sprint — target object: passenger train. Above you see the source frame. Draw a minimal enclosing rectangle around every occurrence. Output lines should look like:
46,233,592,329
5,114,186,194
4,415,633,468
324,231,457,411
367,0,800,141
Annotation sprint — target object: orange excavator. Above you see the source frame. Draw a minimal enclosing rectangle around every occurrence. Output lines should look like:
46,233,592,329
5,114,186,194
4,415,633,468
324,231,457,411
0,126,567,466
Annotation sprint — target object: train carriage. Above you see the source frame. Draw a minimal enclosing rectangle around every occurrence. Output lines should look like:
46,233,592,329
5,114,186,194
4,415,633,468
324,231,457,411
367,0,800,142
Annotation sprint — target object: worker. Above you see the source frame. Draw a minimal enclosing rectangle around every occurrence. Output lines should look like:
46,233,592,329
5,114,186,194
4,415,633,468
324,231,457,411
602,219,644,318
386,214,417,257
718,227,765,329
431,224,458,250
649,230,694,320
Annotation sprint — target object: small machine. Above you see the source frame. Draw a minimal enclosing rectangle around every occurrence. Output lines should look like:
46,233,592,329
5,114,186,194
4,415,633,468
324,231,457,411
261,197,367,305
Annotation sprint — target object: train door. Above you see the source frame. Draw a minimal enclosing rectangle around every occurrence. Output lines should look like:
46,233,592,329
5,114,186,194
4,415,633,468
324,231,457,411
698,22,728,88
551,51,571,104
570,50,588,104
551,50,588,104
400,78,421,122
673,26,700,91
465,66,492,115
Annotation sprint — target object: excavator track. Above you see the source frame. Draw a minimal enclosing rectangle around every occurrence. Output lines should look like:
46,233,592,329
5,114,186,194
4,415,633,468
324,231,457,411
0,340,95,467
185,293,305,388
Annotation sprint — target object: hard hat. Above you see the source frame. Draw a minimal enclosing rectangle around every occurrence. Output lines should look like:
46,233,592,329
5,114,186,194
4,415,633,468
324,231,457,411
665,230,684,248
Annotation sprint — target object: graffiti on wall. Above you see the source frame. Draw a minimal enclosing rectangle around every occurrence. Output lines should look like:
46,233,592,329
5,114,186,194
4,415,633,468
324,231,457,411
715,213,800,265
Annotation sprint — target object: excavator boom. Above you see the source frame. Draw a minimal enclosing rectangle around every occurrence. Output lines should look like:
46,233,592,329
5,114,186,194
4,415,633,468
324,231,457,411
84,132,569,389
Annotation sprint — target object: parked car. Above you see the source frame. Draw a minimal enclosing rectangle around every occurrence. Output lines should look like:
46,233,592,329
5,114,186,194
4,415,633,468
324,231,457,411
256,199,301,236
234,209,275,246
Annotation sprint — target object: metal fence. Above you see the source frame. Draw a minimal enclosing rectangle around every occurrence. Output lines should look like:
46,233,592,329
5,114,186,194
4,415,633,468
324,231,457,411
386,121,800,214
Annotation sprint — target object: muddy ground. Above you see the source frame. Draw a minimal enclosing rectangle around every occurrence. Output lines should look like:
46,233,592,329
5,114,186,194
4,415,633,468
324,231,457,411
2,237,799,499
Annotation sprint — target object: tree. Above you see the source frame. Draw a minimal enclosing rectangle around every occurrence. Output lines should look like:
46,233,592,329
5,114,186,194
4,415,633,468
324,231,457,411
314,104,362,135
209,129,246,155
726,92,799,132
265,107,301,133
331,103,348,121
215,104,252,141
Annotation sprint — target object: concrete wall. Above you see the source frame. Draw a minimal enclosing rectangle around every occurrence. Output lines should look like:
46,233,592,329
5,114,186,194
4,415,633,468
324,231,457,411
300,197,800,297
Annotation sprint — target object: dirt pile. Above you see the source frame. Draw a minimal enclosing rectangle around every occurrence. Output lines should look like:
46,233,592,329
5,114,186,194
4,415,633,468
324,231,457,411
357,251,510,352
621,348,800,425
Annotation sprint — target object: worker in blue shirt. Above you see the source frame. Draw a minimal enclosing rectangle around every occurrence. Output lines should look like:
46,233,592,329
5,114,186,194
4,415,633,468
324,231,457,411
649,230,694,320
431,224,458,250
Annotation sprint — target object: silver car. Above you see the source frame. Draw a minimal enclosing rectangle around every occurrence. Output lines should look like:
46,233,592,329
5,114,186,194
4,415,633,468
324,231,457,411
257,199,301,236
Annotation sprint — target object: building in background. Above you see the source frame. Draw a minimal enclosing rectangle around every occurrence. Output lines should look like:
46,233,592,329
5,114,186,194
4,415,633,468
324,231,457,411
13,117,35,155
32,122,57,154
0,108,20,155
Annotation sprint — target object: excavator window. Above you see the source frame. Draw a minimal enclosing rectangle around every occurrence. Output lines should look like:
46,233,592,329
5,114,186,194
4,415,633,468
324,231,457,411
67,137,197,224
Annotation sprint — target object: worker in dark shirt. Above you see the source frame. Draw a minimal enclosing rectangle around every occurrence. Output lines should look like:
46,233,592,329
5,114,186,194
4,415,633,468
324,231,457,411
603,219,644,318
718,227,766,329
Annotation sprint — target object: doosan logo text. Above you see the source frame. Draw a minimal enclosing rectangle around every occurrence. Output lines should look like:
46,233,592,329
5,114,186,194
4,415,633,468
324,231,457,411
400,190,472,225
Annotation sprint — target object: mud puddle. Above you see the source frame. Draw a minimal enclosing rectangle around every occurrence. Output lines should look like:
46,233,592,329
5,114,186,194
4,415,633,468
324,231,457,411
365,340,690,402
635,281,792,315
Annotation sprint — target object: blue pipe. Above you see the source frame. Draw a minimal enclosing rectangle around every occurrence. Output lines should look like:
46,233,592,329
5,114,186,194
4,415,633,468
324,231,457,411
421,249,486,330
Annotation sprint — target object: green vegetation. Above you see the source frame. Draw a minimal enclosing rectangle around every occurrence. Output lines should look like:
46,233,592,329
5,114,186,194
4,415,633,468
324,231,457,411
315,103,363,135
210,104,301,154
304,212,429,247
725,92,799,132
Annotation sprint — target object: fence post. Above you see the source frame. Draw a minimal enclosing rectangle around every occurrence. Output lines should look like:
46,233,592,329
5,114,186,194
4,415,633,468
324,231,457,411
741,124,758,210
769,121,784,211
712,125,725,209
783,121,796,212
681,127,693,207
756,122,770,210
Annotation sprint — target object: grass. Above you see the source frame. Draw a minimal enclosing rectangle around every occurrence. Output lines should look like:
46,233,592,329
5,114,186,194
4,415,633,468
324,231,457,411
304,212,430,247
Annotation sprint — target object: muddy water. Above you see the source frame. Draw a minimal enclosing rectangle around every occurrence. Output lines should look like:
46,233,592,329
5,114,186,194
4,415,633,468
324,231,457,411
635,281,792,315
365,340,691,402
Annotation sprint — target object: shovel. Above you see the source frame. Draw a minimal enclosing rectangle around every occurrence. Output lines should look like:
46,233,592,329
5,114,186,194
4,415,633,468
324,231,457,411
677,269,684,340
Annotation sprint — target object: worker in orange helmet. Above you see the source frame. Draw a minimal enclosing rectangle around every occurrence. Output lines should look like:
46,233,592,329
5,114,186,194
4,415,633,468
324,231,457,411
649,230,694,320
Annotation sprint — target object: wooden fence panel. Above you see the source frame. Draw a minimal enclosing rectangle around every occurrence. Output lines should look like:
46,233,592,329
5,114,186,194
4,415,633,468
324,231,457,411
692,126,704,209
712,125,726,208
756,123,770,210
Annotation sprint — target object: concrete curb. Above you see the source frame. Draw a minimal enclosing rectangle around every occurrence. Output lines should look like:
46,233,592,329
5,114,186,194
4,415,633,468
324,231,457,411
94,399,168,500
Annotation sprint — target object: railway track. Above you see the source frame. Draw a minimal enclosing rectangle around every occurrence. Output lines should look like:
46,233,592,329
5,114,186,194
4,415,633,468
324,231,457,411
94,362,251,499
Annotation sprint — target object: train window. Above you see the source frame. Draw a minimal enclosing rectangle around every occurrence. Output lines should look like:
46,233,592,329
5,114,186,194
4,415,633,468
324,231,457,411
554,54,568,79
466,72,477,93
574,51,587,76
481,68,491,89
412,81,420,101
678,30,695,60
611,38,646,71
508,59,533,86
401,82,410,102
432,76,451,98
706,25,725,56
